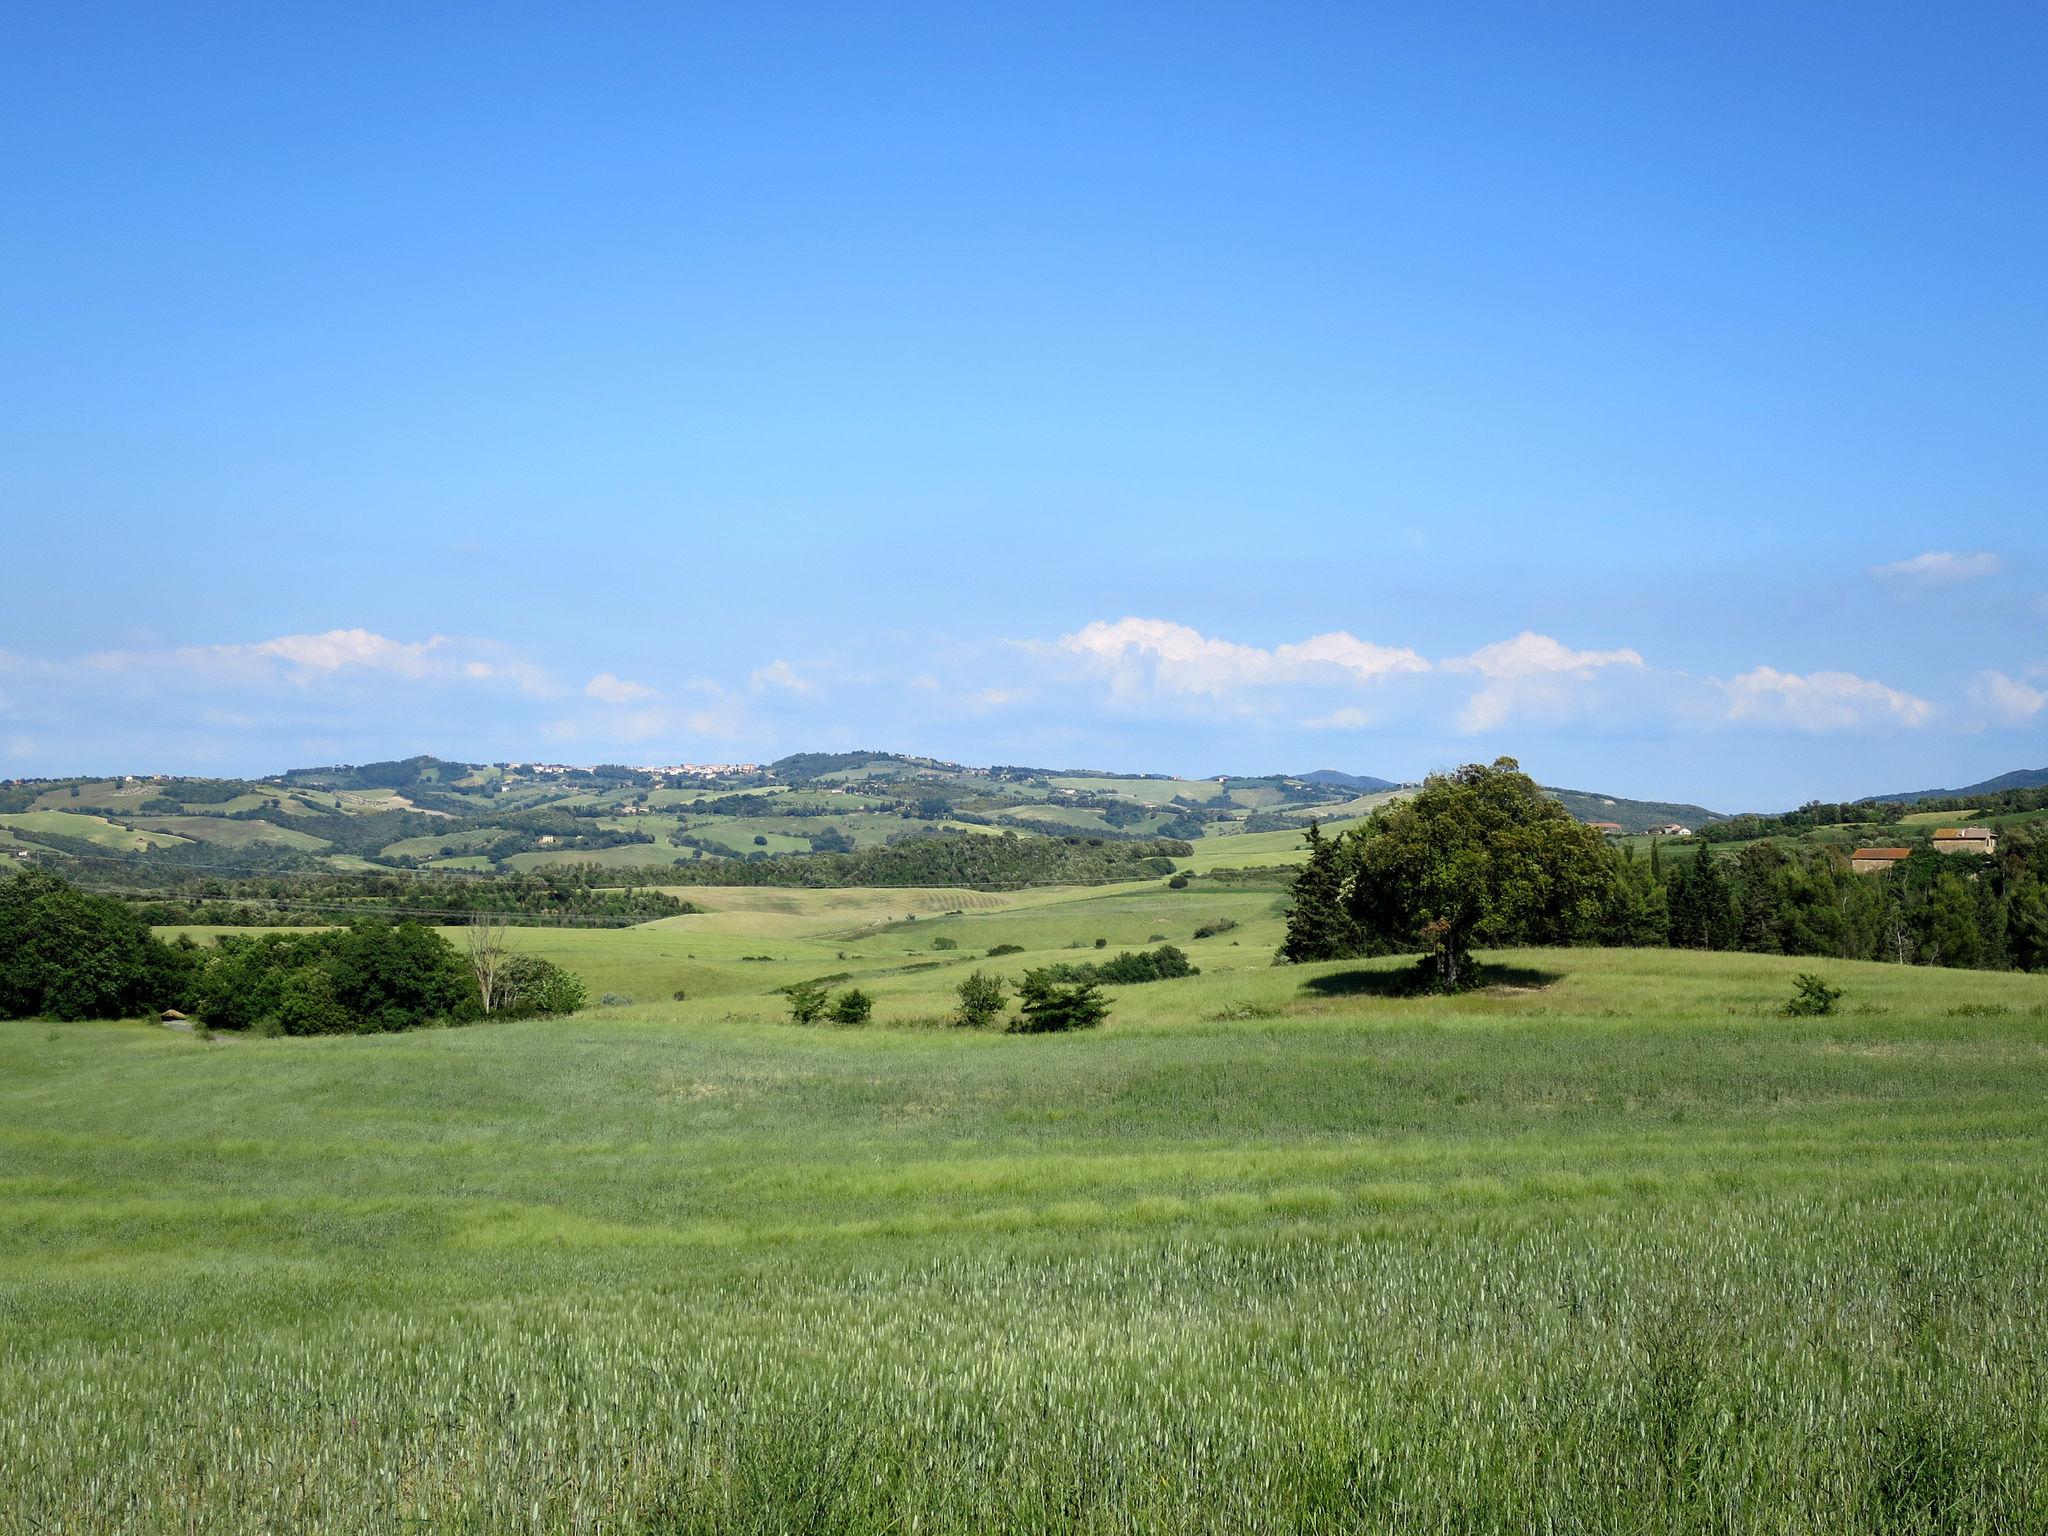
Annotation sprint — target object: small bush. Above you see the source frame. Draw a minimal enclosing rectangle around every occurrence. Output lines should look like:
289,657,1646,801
931,936,958,951
784,980,829,1025
1147,933,1167,942
828,988,873,1026
987,943,1024,957
1193,917,1240,940
1010,971,1109,1034
497,956,588,1018
954,970,1007,1028
1784,974,1844,1017
1211,1000,1284,1021
1093,944,1198,985
1167,873,1190,889
671,989,688,1002
1094,937,1108,949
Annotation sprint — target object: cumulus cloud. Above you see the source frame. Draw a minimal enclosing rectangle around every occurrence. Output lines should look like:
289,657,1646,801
83,628,557,697
1969,669,2048,727
585,672,655,705
750,659,814,694
1057,617,1429,702
1442,632,1646,733
247,629,443,674
1717,667,1934,732
1867,551,2003,584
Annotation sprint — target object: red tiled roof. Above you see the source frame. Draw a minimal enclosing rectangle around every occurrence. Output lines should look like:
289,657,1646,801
1852,847,1911,859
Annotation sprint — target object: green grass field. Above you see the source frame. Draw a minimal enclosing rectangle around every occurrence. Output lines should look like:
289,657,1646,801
129,814,334,851
0,810,190,852
6,882,2048,1532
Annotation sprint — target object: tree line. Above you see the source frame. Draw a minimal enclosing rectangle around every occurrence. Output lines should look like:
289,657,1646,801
605,831,1191,891
1695,783,2048,844
1282,759,2048,985
1,869,585,1029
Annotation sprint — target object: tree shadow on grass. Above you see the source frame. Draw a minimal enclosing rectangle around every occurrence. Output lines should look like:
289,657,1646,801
1301,962,1564,999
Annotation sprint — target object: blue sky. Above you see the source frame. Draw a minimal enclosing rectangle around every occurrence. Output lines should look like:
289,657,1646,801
2,2,2044,809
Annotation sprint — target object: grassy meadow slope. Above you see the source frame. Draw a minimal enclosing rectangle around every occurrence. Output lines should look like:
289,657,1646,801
5,877,2047,1532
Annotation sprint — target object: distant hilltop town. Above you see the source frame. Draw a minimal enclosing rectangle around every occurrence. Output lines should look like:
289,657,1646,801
502,762,763,779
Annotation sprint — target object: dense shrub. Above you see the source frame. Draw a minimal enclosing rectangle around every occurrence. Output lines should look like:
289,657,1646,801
953,970,1007,1028
0,869,195,1019
1025,944,1198,988
495,955,588,1018
1784,974,1844,1017
784,980,829,1025
195,921,478,1034
1092,944,1198,985
1009,971,1109,1033
828,988,873,1026
1192,917,1239,940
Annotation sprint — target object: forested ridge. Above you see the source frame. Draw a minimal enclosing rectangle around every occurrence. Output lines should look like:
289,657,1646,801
1284,760,2048,977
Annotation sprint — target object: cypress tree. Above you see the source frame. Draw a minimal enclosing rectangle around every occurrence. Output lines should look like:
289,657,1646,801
1280,820,1360,962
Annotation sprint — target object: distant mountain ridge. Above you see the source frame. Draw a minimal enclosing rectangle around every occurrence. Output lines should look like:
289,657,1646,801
1865,767,2048,803
1542,786,1723,834
1294,769,1401,793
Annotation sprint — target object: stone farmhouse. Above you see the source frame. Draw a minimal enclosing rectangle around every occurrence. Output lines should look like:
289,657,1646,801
1932,826,1997,856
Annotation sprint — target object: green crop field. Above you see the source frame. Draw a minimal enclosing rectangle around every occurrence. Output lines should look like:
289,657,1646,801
1181,819,1370,872
6,872,2048,1534
1049,774,1226,805
0,811,189,852
129,815,333,851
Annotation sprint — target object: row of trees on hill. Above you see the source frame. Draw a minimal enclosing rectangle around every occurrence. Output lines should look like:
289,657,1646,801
1696,783,2048,844
1282,759,2048,986
0,870,585,1028
111,869,691,927
612,831,1191,890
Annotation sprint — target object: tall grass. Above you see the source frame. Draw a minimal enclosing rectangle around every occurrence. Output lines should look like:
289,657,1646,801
7,1202,2041,1532
5,921,2046,1531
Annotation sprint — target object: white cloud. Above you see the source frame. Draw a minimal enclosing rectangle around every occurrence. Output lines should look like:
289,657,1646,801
1303,707,1371,731
247,628,443,674
1446,633,1645,681
585,672,655,705
1867,551,2003,584
1058,617,1429,702
82,628,557,697
1969,670,2048,727
1442,632,1645,733
750,659,814,694
1718,666,1934,732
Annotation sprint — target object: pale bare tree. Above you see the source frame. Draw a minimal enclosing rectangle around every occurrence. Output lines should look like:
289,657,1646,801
466,911,513,1014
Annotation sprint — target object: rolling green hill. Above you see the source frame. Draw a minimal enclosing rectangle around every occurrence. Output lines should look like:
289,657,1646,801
0,750,1753,900
1871,765,2048,802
